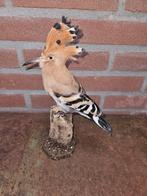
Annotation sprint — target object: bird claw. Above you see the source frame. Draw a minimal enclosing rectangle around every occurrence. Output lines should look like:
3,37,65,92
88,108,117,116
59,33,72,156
55,111,65,118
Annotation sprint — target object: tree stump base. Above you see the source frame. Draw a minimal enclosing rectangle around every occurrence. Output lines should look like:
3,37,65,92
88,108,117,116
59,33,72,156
43,137,76,160
42,106,76,160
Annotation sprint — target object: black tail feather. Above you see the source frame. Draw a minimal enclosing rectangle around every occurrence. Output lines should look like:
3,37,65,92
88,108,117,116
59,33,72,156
92,115,112,134
98,116,112,133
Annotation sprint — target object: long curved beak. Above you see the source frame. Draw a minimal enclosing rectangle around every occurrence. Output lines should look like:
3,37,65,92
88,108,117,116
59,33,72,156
22,57,40,70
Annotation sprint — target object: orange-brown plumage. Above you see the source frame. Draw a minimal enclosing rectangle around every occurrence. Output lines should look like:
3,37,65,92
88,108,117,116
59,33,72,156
39,17,83,96
22,16,112,133
41,59,79,95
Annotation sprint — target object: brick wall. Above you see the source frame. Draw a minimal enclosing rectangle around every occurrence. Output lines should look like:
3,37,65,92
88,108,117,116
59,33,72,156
0,0,147,114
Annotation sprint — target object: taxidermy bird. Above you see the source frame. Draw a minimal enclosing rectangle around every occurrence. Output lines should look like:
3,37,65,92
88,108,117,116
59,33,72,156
23,16,112,134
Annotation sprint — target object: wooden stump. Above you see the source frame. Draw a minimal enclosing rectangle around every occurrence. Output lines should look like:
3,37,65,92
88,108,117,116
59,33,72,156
43,106,76,160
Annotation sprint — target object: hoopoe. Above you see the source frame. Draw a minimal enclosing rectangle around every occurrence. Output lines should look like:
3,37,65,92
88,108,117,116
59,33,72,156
23,16,112,134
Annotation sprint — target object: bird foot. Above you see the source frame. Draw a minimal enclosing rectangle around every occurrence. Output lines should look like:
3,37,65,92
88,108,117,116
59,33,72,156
55,111,66,118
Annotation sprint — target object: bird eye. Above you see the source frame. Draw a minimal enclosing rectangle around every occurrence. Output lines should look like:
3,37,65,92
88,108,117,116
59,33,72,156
49,56,53,60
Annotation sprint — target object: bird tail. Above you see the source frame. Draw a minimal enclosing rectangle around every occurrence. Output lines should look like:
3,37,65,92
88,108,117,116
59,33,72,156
93,115,112,134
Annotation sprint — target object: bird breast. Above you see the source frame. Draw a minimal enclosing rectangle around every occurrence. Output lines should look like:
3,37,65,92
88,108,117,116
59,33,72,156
41,64,79,95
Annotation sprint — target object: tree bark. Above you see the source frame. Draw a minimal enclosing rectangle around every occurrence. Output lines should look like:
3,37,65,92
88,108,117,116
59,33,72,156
49,106,73,145
43,106,76,160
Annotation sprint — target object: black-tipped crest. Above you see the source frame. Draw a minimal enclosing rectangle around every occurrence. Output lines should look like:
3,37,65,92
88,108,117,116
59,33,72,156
69,30,75,34
53,23,61,30
80,49,88,57
62,16,68,24
62,16,71,27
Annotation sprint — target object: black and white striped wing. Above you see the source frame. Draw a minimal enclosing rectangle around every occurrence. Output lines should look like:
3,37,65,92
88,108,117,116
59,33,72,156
54,86,102,119
52,86,112,133
66,93,101,118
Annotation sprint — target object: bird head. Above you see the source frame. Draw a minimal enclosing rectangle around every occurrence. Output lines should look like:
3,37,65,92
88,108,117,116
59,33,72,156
22,16,84,70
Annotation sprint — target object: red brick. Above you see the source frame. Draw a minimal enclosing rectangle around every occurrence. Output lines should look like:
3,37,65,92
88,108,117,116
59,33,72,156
31,95,100,108
24,49,109,71
70,52,109,71
0,74,43,90
104,96,147,109
113,52,147,71
0,94,25,107
145,84,147,92
31,95,55,108
0,49,18,68
90,96,100,104
0,17,56,42
12,0,118,11
78,76,143,92
24,49,42,61
125,0,147,13
1,17,147,46
0,0,4,6
0,74,143,92
79,20,147,45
